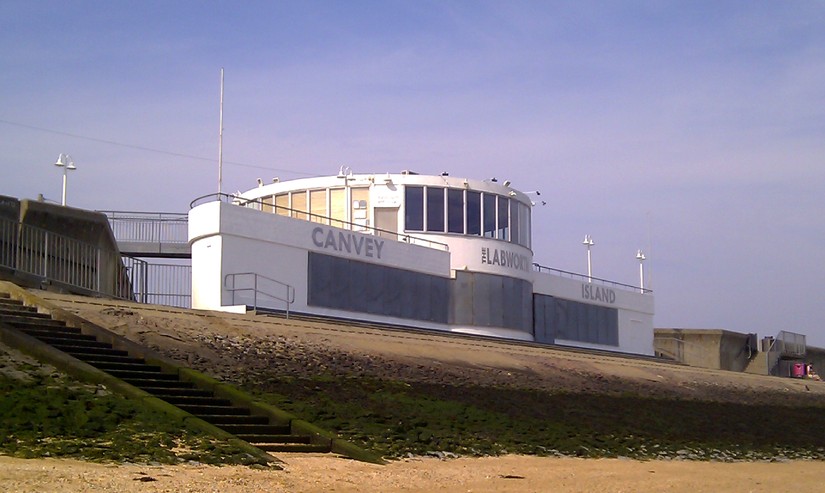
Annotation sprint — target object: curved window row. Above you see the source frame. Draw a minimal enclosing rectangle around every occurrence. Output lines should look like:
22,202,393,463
404,186,531,248
252,187,368,231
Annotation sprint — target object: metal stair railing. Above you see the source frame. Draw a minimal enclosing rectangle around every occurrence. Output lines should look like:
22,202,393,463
224,272,295,317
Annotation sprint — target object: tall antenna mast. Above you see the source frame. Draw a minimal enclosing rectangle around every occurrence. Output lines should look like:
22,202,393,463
218,67,225,194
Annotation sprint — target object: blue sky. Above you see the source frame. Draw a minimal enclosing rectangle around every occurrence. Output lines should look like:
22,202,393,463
2,1,824,345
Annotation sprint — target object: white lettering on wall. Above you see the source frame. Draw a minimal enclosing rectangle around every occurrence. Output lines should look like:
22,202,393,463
581,284,616,304
312,227,385,259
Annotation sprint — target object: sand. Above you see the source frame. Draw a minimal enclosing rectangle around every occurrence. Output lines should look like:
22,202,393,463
2,454,824,493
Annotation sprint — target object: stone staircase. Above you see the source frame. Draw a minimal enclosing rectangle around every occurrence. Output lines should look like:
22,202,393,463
0,292,330,455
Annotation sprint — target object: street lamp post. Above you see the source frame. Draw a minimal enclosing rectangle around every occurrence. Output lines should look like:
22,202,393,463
54,154,76,206
583,234,594,282
636,249,646,293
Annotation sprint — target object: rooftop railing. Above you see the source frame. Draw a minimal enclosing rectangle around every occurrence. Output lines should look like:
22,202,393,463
532,262,652,294
189,193,450,252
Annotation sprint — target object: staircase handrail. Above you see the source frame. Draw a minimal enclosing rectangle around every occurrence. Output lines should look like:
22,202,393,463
224,272,295,317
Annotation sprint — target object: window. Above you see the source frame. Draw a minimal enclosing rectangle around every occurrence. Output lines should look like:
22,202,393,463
519,203,531,248
405,186,424,231
497,197,509,240
447,189,464,234
310,189,327,224
329,188,346,228
426,187,445,232
275,194,289,216
511,202,519,246
533,295,618,346
291,191,308,221
483,194,496,238
261,195,275,213
466,191,481,236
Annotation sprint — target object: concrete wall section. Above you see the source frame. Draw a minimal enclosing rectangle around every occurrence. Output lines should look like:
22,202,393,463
654,328,757,371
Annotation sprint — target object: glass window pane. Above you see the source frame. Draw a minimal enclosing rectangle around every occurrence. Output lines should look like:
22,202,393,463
483,194,496,238
275,194,289,216
447,189,464,234
291,191,308,221
497,197,509,240
511,201,519,244
262,195,275,213
466,191,481,236
310,189,327,223
405,186,424,231
426,187,445,232
520,203,531,248
329,188,346,228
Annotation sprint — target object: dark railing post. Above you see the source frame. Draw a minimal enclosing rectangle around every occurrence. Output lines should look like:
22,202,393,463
140,260,148,303
42,230,49,280
253,274,258,310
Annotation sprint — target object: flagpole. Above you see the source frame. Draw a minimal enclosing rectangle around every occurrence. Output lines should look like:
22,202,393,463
218,67,224,195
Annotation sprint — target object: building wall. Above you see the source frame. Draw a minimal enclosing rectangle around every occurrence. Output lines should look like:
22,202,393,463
190,198,655,354
533,272,655,355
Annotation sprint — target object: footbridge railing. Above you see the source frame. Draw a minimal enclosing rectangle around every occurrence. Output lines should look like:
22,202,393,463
98,210,190,258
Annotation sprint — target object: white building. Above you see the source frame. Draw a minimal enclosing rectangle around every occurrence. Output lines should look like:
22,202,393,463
189,171,654,354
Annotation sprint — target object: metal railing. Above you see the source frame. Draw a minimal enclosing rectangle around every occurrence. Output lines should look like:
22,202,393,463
777,330,806,358
0,216,128,296
1,216,191,308
98,210,189,245
121,256,191,308
533,262,652,294
190,193,450,252
224,272,295,317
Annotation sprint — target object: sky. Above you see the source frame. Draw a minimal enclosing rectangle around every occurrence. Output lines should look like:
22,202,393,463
1,1,824,345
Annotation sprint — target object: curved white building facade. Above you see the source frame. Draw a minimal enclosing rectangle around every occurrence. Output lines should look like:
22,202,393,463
189,172,655,354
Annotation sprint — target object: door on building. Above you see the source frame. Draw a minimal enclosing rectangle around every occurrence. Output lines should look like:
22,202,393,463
374,207,399,240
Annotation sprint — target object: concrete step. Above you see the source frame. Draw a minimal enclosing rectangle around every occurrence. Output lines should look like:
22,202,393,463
254,443,331,453
78,354,148,365
160,395,233,407
198,414,270,426
105,370,179,381
38,337,113,349
177,405,251,416
120,378,195,389
3,316,69,328
0,304,48,316
16,324,83,335
236,434,310,444
142,387,214,398
83,361,161,372
19,328,95,341
218,424,292,435
62,347,130,358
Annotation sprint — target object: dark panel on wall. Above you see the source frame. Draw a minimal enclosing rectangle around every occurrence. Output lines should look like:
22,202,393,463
450,271,532,333
308,252,449,323
533,294,618,346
